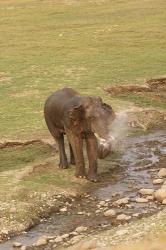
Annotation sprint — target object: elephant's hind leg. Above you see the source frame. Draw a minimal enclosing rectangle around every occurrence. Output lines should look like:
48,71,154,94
45,116,69,169
69,143,75,165
57,134,69,169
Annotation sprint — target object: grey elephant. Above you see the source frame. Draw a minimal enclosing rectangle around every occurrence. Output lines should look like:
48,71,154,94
44,88,115,181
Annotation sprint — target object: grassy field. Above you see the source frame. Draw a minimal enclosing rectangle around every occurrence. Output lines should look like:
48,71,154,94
0,0,166,139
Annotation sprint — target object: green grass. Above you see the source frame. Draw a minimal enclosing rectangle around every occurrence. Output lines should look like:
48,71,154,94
0,143,52,172
0,0,166,138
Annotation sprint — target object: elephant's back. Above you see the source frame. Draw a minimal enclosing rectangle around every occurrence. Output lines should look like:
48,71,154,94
44,88,78,123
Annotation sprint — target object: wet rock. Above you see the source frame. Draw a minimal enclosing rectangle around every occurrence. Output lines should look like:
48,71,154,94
21,246,27,250
75,226,88,233
116,214,131,221
70,235,83,245
60,207,67,212
54,236,63,243
162,199,166,205
70,231,78,236
136,197,148,203
158,168,166,178
133,213,140,217
99,201,106,206
139,188,154,195
153,179,164,184
13,242,22,247
61,233,70,239
155,188,166,202
104,209,116,217
34,236,48,246
114,197,129,206
146,195,154,201
1,229,9,235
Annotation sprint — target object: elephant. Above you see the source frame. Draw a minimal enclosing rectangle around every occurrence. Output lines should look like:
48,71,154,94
44,87,116,182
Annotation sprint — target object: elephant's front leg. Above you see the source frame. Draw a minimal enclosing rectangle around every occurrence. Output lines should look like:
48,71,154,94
86,135,98,182
67,132,86,178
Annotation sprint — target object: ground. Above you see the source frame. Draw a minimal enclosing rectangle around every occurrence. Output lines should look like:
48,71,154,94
0,0,166,248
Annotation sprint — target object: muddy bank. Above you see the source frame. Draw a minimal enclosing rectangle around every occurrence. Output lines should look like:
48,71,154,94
127,108,166,130
0,130,165,249
104,76,166,95
0,139,57,150
104,77,166,130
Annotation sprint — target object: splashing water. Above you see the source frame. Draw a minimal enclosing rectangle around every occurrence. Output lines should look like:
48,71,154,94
99,111,129,152
109,111,129,151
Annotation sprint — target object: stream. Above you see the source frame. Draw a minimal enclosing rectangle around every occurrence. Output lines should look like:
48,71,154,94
0,130,166,250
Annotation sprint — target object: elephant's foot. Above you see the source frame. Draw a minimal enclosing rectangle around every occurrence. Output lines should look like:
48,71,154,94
59,160,69,169
75,169,86,179
87,172,98,182
70,158,76,165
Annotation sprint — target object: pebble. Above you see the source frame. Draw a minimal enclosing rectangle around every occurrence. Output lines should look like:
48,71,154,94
70,235,83,244
162,199,166,205
153,179,164,184
114,197,129,206
21,246,27,250
60,207,67,212
139,188,154,195
34,236,48,246
99,201,106,206
75,226,88,233
13,242,22,247
54,236,63,243
116,214,131,221
104,209,116,217
133,213,140,217
1,230,9,235
136,197,148,203
158,168,166,178
61,233,69,239
155,188,166,202
146,195,154,201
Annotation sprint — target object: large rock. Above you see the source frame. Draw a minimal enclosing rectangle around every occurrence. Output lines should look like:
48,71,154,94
70,235,83,245
34,236,48,246
153,179,164,185
114,197,129,206
136,197,148,203
139,188,154,195
117,214,131,221
155,188,166,202
13,242,22,248
104,209,116,217
158,168,166,178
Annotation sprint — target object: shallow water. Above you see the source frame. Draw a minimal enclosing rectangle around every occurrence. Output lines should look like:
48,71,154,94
0,130,166,250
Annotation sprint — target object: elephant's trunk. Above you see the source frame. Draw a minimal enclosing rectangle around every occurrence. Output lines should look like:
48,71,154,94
97,138,112,159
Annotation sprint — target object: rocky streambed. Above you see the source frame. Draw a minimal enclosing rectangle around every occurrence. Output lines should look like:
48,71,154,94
0,130,166,250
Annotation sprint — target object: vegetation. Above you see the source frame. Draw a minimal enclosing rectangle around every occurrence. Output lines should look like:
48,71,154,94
0,0,165,139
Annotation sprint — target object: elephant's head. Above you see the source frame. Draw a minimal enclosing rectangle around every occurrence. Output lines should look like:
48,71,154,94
82,96,116,140
65,95,115,140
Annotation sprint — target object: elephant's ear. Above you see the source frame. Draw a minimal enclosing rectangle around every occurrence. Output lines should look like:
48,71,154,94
65,104,84,130
102,103,113,114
